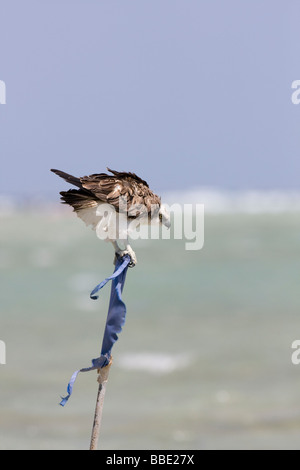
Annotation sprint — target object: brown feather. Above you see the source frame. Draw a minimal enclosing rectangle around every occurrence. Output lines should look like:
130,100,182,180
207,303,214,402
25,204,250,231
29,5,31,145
51,168,161,217
51,169,82,189
60,189,98,211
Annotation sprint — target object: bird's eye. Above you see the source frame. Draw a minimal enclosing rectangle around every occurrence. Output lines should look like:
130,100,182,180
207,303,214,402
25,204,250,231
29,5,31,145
159,213,163,221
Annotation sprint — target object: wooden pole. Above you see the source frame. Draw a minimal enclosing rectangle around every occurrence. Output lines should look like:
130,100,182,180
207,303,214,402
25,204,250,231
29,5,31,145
89,358,113,450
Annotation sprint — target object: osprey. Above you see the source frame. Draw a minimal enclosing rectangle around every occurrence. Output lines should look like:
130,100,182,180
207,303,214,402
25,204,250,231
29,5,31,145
51,168,170,266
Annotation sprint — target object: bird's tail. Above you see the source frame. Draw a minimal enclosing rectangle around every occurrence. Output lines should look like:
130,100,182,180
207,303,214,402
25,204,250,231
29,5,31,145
60,189,97,210
50,169,82,188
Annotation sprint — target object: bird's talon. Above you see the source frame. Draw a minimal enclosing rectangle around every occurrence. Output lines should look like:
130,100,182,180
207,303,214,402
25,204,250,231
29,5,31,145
128,259,136,268
115,250,137,268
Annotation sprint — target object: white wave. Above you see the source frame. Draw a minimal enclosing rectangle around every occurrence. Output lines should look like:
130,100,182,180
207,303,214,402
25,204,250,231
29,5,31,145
68,272,101,292
2,189,300,215
117,352,191,375
0,195,16,216
162,188,300,213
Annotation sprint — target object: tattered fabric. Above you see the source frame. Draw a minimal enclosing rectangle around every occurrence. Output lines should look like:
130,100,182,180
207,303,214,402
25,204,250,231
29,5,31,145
60,254,131,406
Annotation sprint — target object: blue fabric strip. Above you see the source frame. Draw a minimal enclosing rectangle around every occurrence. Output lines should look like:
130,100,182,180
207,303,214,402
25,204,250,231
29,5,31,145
90,255,131,300
60,254,131,407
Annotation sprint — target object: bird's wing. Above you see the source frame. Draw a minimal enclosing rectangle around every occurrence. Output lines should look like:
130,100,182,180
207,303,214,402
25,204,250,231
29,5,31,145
59,189,98,211
80,169,161,215
51,169,82,188
51,168,161,217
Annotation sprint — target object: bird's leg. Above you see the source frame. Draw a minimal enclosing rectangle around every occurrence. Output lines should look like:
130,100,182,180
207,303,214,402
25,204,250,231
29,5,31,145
124,243,137,268
111,240,137,268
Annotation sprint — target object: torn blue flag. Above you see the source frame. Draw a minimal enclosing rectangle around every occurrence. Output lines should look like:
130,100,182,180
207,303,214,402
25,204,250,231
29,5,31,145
60,254,131,406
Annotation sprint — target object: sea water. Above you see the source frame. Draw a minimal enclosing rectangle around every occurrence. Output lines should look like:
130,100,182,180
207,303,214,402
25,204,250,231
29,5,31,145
0,210,300,449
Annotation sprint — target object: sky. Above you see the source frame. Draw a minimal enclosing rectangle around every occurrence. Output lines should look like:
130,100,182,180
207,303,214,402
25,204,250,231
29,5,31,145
0,0,300,198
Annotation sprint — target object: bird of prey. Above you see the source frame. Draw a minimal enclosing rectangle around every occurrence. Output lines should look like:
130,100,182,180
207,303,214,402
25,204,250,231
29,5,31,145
51,168,170,266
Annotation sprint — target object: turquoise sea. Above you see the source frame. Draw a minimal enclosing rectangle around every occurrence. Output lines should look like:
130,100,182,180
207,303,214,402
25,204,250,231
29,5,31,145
1,210,300,449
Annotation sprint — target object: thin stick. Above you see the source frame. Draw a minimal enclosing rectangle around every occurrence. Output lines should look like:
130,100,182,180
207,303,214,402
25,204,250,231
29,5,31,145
89,358,113,450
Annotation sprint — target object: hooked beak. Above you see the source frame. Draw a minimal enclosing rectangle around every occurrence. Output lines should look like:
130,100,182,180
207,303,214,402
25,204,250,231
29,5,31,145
164,220,171,230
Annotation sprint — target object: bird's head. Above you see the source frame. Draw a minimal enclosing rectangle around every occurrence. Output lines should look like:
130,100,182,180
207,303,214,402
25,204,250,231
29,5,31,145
158,204,171,229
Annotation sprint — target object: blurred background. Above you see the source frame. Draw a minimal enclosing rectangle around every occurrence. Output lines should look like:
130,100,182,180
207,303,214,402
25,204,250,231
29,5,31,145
1,0,300,450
